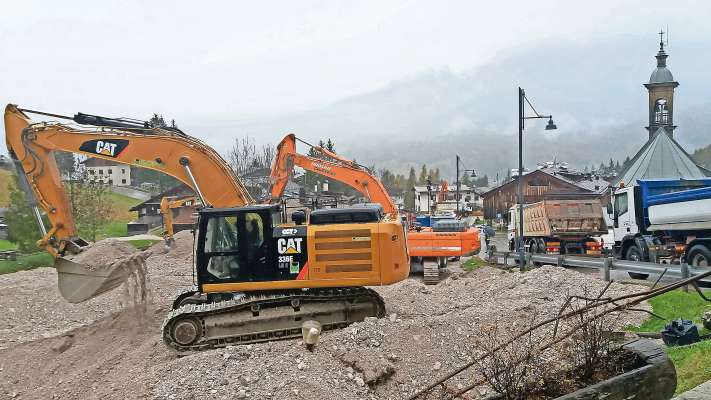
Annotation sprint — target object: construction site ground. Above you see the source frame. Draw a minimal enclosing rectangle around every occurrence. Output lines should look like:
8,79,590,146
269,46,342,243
0,231,651,400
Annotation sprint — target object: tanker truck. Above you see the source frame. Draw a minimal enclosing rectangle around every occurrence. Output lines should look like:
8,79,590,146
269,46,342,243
508,199,607,255
610,178,711,278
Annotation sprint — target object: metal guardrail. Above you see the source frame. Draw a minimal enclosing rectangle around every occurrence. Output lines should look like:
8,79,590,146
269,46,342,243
487,250,711,284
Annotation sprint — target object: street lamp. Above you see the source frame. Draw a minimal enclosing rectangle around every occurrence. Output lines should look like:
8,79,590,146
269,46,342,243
426,176,433,214
517,87,557,269
455,155,477,214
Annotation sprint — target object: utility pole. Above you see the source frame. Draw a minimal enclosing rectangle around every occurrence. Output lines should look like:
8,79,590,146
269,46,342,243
517,86,557,269
456,155,460,214
518,87,525,269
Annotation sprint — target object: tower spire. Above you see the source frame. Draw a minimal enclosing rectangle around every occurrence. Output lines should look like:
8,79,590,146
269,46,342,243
644,30,678,139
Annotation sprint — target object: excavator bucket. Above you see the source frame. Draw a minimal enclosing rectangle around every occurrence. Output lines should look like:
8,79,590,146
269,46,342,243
55,252,150,303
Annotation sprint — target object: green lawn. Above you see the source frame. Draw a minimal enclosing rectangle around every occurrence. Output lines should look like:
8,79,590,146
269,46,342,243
628,290,711,395
668,340,711,394
126,239,162,250
0,251,54,274
628,290,711,334
462,257,488,271
0,240,17,251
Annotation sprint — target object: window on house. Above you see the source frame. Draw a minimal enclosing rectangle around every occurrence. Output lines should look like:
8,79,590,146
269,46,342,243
109,179,113,185
98,170,103,175
654,98,669,124
89,170,95,175
122,179,126,184
108,169,113,175
121,169,126,174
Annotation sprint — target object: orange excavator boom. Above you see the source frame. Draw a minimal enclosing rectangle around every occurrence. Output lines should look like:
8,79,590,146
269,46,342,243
4,104,253,301
270,134,398,216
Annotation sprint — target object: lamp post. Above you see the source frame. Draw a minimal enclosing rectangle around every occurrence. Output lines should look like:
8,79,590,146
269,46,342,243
426,176,432,214
455,155,477,215
517,87,557,269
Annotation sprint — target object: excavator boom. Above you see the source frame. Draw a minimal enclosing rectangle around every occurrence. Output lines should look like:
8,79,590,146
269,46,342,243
4,104,252,302
270,134,398,216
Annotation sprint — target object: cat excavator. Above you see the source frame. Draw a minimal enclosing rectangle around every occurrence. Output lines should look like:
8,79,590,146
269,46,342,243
4,104,409,353
269,134,480,284
160,195,199,247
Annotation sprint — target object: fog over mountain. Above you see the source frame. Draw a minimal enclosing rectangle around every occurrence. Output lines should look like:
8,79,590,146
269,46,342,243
195,33,711,180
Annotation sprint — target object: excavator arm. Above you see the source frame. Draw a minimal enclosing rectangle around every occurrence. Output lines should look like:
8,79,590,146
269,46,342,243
160,195,198,246
4,104,253,302
5,104,252,256
270,134,398,216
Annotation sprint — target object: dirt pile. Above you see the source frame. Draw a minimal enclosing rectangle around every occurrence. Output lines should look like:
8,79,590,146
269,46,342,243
65,239,138,271
0,230,651,400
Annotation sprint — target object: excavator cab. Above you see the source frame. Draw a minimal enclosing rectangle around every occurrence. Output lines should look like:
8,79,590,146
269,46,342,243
194,205,306,286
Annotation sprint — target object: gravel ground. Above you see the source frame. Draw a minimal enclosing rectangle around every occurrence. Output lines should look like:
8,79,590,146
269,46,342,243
0,231,650,400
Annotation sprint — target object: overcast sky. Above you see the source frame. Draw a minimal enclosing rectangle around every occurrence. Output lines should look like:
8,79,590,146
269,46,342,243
2,0,709,138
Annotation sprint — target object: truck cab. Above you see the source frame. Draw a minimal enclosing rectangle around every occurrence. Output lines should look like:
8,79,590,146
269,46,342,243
611,185,640,240
609,179,711,274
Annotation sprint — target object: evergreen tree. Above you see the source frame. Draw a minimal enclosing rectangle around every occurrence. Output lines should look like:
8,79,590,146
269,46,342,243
418,165,428,185
622,156,632,170
404,167,417,210
615,160,621,172
461,172,472,188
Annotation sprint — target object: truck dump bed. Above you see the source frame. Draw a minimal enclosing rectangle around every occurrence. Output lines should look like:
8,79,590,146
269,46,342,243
640,179,711,231
516,199,606,237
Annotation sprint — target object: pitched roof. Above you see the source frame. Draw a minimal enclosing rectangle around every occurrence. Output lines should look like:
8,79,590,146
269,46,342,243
481,169,593,197
613,127,708,187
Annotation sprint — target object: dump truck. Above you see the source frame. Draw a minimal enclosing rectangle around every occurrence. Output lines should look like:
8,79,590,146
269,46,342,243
508,199,607,255
610,178,711,279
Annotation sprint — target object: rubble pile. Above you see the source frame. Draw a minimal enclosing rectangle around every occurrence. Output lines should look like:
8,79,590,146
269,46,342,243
0,231,650,400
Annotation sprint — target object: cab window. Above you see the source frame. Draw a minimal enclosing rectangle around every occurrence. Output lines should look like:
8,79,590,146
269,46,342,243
205,216,239,252
615,192,628,216
204,216,240,280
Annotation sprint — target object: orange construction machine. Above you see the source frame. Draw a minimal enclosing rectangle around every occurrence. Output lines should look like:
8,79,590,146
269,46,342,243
269,134,480,284
5,105,409,352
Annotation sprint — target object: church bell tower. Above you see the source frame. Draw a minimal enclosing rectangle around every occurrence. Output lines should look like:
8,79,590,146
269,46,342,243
644,30,679,139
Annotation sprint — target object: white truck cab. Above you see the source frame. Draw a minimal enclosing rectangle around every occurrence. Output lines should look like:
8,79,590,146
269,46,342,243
611,185,640,240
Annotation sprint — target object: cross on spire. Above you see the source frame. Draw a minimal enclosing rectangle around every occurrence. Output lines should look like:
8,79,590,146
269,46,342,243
658,29,665,50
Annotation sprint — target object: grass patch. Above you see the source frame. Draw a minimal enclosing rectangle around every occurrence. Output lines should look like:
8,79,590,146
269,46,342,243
0,240,17,251
126,239,162,250
667,340,711,394
0,251,54,274
627,290,711,334
106,191,142,222
627,289,711,395
462,256,488,271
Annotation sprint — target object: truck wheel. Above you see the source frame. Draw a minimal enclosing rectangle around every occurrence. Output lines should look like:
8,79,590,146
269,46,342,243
688,245,711,288
688,244,711,267
626,246,649,280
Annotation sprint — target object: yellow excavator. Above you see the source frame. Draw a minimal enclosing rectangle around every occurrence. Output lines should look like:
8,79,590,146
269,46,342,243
159,195,199,247
4,104,409,352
